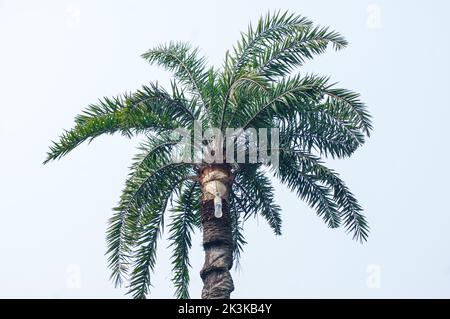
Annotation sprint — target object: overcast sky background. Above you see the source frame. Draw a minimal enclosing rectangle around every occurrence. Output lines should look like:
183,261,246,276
1,0,450,298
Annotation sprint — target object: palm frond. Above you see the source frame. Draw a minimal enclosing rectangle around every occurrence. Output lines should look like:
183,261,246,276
125,166,188,299
168,180,201,299
281,150,369,242
142,42,210,115
218,10,312,129
234,165,282,235
277,109,364,159
227,10,312,77
219,72,270,129
127,200,166,299
255,25,347,80
229,190,247,269
276,151,341,228
44,83,193,163
106,134,192,290
236,74,328,130
231,74,372,148
322,87,373,136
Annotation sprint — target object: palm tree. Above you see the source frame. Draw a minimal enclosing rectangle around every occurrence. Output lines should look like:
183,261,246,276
44,11,372,299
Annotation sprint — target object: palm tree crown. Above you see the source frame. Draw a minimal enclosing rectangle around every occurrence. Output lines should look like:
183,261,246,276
44,11,372,299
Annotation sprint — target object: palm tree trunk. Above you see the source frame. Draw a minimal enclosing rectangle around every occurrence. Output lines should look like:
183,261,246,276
199,164,234,299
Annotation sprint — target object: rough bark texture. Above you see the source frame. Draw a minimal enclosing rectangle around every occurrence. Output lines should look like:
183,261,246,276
199,165,234,299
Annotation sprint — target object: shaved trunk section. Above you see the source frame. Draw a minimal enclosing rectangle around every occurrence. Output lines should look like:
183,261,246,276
199,164,234,299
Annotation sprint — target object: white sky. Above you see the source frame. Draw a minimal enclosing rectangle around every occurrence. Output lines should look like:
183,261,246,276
1,0,449,298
